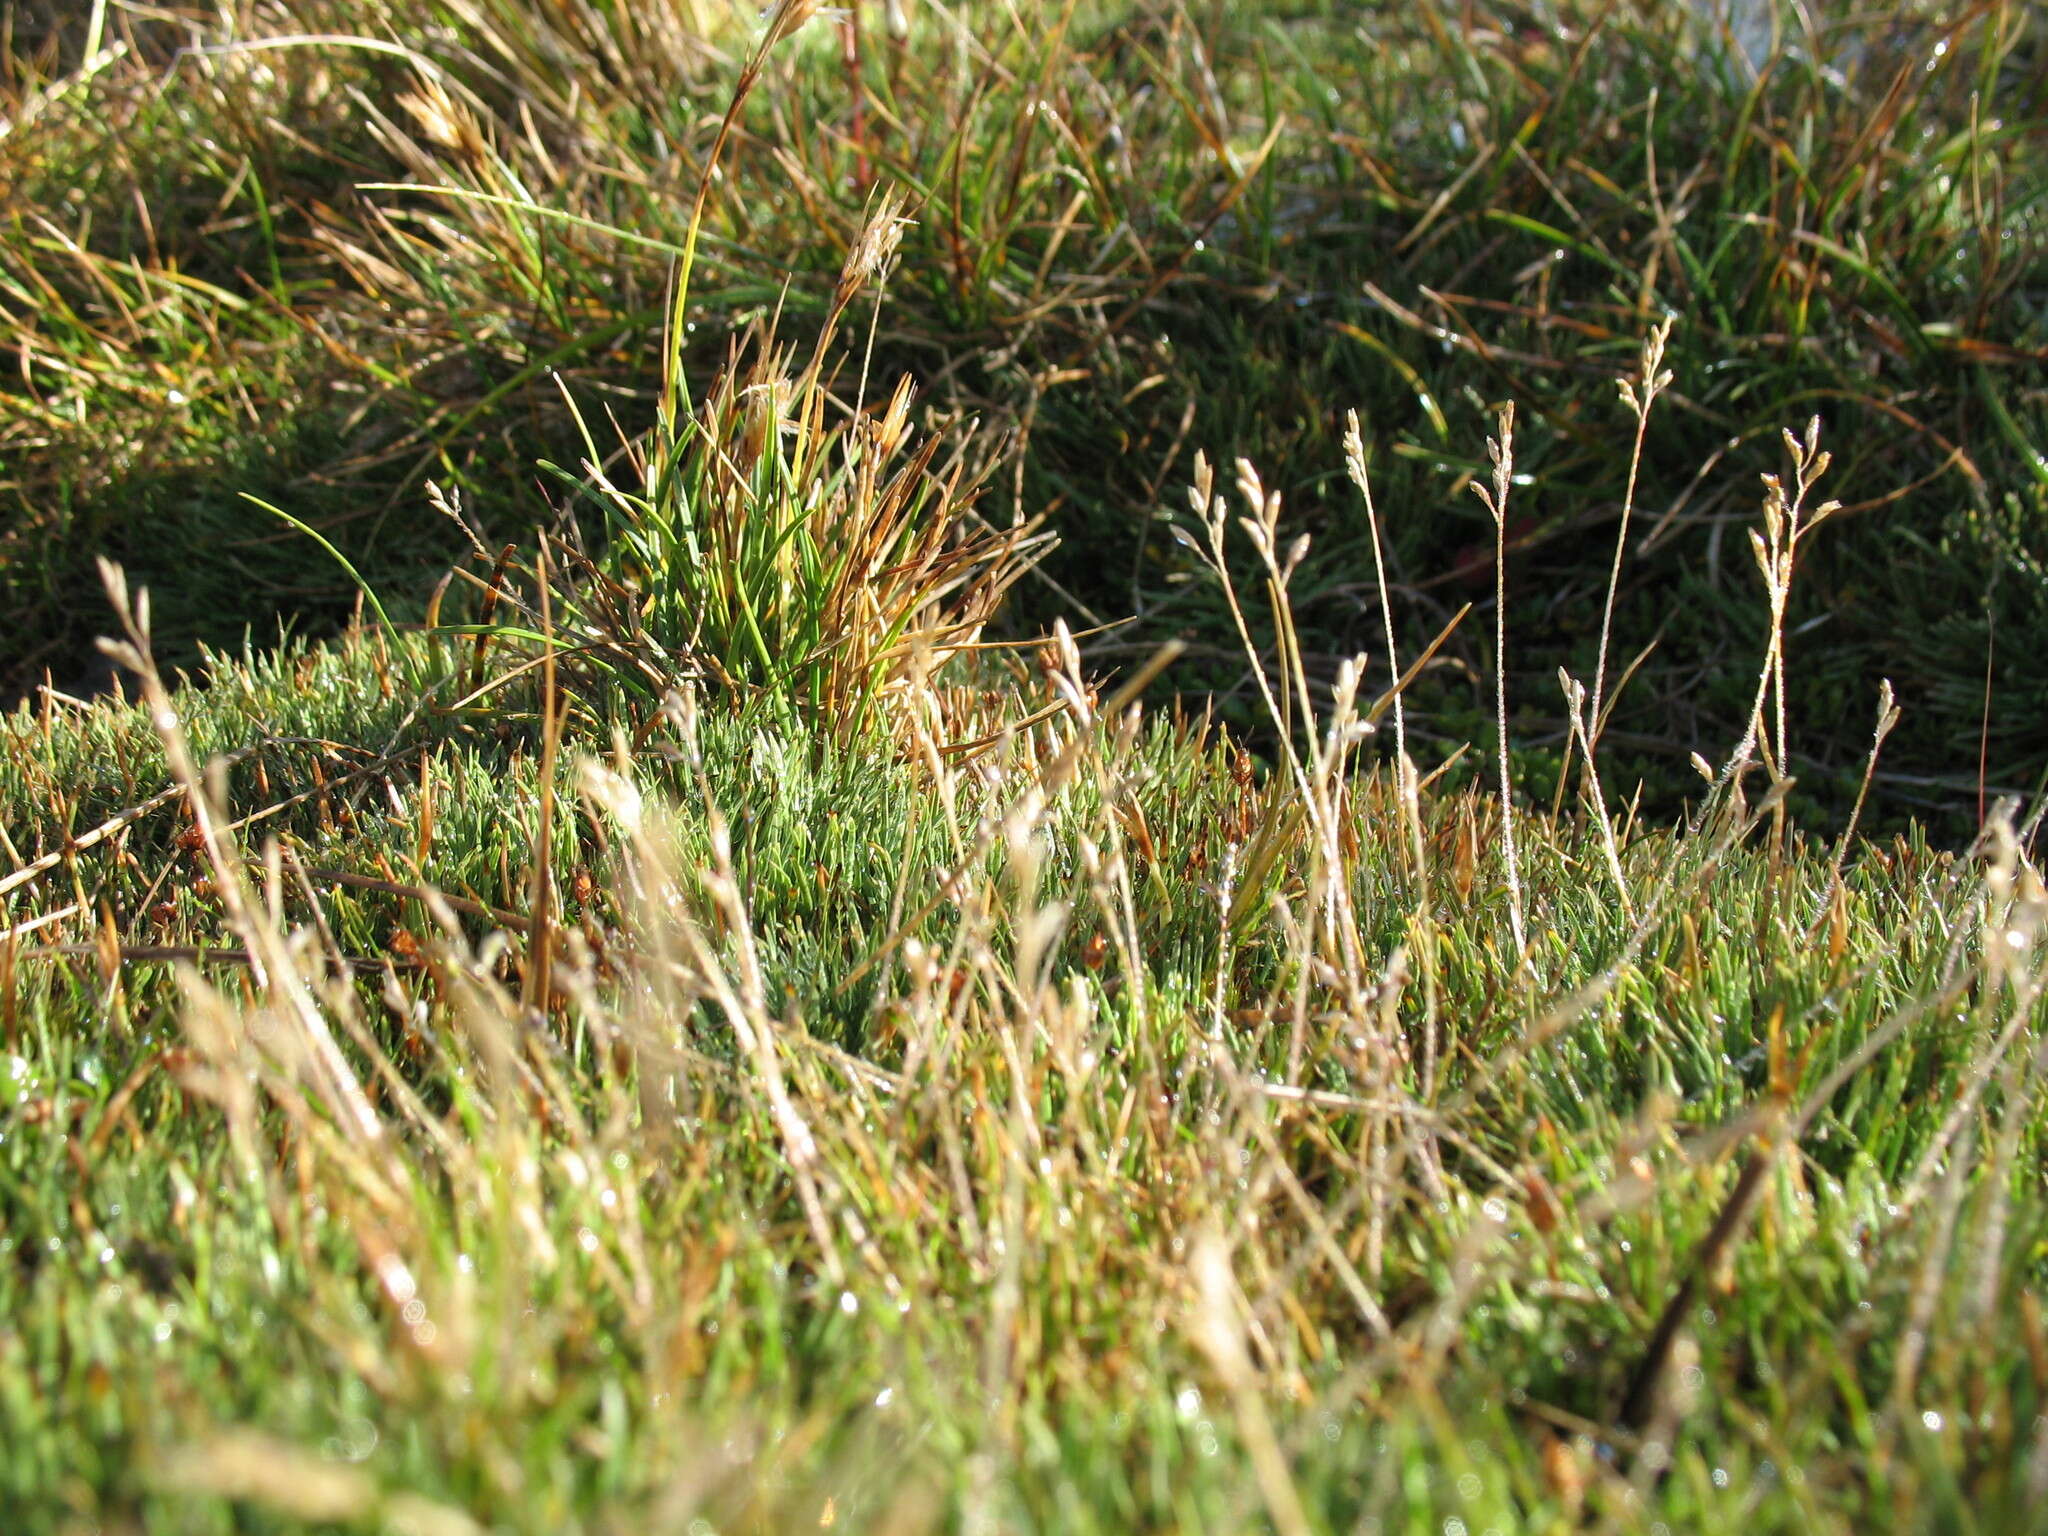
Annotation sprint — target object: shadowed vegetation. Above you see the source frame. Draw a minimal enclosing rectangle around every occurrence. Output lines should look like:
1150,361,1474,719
4,0,2044,824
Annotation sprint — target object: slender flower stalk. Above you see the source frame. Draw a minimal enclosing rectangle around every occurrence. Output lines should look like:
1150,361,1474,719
1472,404,1527,959
1590,317,1674,750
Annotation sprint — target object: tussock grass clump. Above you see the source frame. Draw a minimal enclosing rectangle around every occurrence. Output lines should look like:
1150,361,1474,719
489,305,1046,737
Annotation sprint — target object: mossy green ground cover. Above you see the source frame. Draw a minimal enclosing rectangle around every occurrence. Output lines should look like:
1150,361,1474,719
2,1,2046,1531
3,621,2043,1531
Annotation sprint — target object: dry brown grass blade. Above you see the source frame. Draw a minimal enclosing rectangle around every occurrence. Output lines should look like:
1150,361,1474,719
20,942,407,976
1616,1115,1781,1432
0,779,193,899
302,867,532,934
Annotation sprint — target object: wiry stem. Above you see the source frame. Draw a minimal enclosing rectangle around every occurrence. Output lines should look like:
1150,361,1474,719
1344,411,1425,891
1472,405,1527,958
1590,318,1673,750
